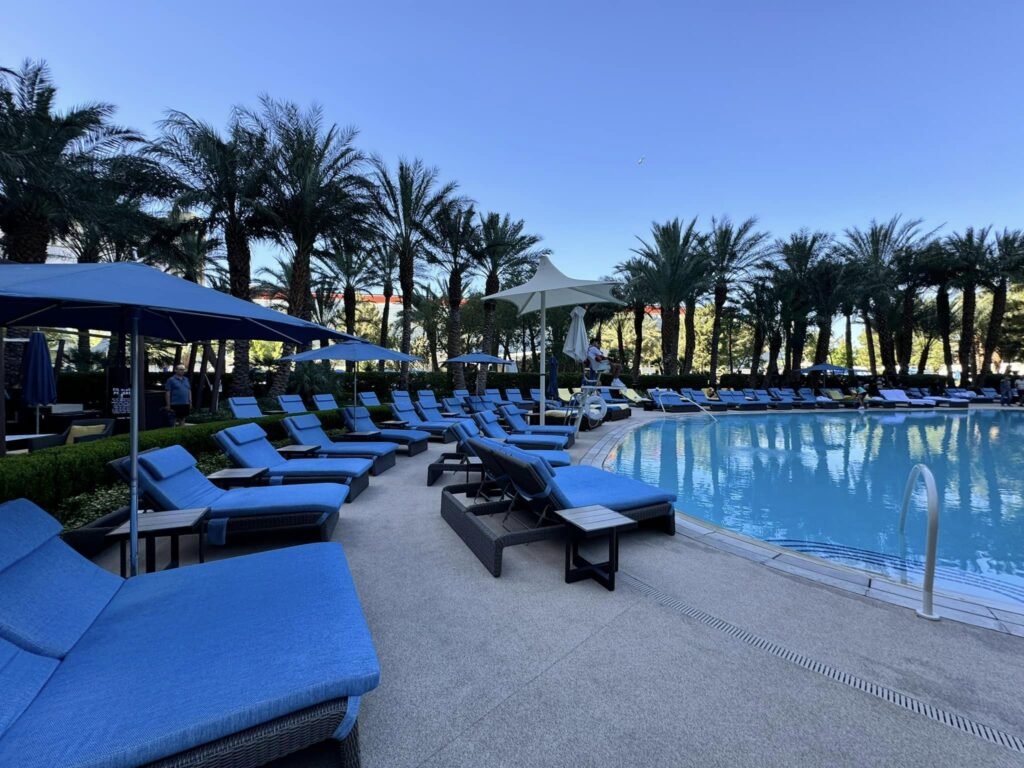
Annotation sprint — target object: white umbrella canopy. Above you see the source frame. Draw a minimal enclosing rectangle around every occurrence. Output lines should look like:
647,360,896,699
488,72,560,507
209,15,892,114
563,306,589,363
484,256,621,422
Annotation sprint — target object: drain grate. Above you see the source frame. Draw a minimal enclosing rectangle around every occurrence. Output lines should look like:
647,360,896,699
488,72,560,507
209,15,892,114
620,572,1024,754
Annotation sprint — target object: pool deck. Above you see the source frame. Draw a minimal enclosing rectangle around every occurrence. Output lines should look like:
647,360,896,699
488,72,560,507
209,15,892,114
93,407,1024,767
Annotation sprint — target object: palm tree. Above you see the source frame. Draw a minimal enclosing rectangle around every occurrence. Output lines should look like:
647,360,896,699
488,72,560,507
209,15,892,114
143,209,223,285
804,254,846,365
703,216,770,385
369,157,456,387
408,282,447,371
252,98,367,323
615,258,654,381
838,216,932,378
738,276,783,383
631,218,706,376
771,230,830,376
944,226,993,385
980,229,1024,377
428,199,478,388
151,108,270,395
366,238,399,369
317,236,373,371
0,60,141,263
471,212,548,390
918,240,957,382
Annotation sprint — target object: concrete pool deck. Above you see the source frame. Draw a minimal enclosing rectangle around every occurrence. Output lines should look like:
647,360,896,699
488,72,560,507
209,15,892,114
93,408,1024,767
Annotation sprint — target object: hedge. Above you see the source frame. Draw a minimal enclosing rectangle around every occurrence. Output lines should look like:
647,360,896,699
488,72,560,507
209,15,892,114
0,405,392,515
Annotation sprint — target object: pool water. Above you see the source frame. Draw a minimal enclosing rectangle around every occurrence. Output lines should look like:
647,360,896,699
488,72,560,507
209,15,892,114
604,411,1024,606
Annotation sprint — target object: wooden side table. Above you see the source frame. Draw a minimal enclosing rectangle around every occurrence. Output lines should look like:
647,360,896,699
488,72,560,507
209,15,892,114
207,467,269,488
107,508,210,577
277,444,319,459
557,505,637,591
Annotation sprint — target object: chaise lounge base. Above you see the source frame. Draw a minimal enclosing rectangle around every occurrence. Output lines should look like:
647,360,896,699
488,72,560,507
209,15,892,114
428,454,486,486
148,702,360,768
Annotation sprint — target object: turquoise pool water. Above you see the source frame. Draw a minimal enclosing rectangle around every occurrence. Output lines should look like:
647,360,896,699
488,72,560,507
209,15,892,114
604,411,1024,605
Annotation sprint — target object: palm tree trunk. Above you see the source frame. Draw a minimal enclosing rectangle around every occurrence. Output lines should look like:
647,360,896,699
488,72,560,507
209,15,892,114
288,243,314,322
959,284,976,386
224,222,253,396
399,247,415,389
708,284,726,386
918,337,933,374
767,330,782,381
896,291,915,374
861,307,877,377
378,283,393,371
447,272,465,389
476,275,500,392
0,214,50,264
662,303,681,376
874,309,897,377
791,319,809,373
749,325,765,386
631,305,644,381
814,318,831,364
681,299,696,374
936,283,953,382
844,313,854,371
981,278,1007,378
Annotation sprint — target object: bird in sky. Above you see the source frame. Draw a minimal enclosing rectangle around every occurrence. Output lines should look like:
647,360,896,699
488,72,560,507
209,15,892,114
637,156,646,165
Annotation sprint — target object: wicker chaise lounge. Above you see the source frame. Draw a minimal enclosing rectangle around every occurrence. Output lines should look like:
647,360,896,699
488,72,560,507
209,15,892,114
473,410,570,450
428,420,572,486
215,422,373,500
112,445,347,544
0,498,379,767
498,404,577,447
283,413,399,475
341,406,430,455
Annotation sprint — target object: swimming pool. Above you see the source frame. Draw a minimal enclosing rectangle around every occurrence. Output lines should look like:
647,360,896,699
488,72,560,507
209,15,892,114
604,411,1024,606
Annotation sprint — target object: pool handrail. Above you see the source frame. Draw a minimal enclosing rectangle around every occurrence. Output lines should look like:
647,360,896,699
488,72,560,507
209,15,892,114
898,463,941,621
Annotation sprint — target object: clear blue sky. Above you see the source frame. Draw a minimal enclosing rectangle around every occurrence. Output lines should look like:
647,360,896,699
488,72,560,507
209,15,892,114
3,0,1023,280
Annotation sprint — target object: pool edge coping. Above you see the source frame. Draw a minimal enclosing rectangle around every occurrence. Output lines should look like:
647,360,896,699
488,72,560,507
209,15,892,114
581,410,1024,638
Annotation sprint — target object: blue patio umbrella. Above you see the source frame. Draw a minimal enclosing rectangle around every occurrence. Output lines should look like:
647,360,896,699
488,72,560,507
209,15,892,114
21,331,57,432
800,363,851,375
284,341,419,405
0,262,356,576
443,352,512,365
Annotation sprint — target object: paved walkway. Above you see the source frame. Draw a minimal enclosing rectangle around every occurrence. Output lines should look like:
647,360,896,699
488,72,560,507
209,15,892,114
94,409,1024,767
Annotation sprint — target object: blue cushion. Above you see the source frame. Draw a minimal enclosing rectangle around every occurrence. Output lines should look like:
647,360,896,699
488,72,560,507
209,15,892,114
312,394,338,410
277,394,307,414
378,429,430,443
483,440,570,468
138,444,197,480
0,544,379,768
0,638,58,742
290,413,321,431
210,483,347,520
0,498,62,572
551,466,677,511
0,537,121,659
268,458,372,480
505,433,568,449
227,397,262,418
223,422,267,445
315,442,398,458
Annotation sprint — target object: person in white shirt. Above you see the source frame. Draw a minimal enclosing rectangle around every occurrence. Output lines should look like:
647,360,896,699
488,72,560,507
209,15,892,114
586,338,607,384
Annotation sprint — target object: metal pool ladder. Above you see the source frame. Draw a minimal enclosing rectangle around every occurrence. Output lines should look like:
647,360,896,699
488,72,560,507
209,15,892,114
898,464,941,621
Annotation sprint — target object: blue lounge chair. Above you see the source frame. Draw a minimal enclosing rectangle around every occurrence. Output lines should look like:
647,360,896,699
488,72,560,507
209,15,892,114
443,397,471,415
453,388,471,400
649,389,699,412
770,388,814,409
427,419,571,486
389,402,455,442
498,404,576,447
474,439,677,534
283,413,399,475
342,406,429,455
227,396,263,419
417,389,441,408
879,389,935,408
0,498,378,767
214,423,373,499
464,395,498,413
679,389,728,412
416,401,475,425
484,388,512,406
907,387,968,408
277,394,308,414
113,445,347,544
503,388,533,408
473,410,569,450
597,386,630,404
716,390,767,411
358,391,382,407
528,388,563,409
797,388,839,409
746,388,794,410
964,387,994,403
312,392,340,410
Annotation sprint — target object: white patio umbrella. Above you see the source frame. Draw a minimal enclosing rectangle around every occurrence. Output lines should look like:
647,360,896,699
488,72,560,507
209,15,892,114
563,306,589,363
483,256,621,423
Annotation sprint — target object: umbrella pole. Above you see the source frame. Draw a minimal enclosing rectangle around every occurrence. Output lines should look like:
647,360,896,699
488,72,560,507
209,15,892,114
128,313,141,578
539,293,547,426
353,367,358,407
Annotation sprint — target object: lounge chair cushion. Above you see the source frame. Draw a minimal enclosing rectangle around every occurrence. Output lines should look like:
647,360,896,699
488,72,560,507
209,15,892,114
209,483,347,519
551,466,677,511
222,421,268,445
0,501,120,659
267,458,373,480
138,444,199,480
312,394,339,410
0,638,58,745
0,544,379,768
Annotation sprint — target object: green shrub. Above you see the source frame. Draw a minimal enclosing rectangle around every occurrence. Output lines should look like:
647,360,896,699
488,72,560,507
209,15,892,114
0,409,358,515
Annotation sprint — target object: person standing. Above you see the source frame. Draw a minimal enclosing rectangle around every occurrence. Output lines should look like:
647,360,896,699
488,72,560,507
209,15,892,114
165,364,192,426
1000,376,1012,406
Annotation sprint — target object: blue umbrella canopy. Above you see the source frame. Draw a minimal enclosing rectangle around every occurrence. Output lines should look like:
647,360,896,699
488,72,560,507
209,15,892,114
284,341,419,364
800,363,851,375
21,331,56,408
0,263,358,344
0,262,355,577
444,352,512,365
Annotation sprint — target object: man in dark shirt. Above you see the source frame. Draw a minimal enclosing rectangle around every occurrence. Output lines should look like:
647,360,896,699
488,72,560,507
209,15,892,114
165,365,192,426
